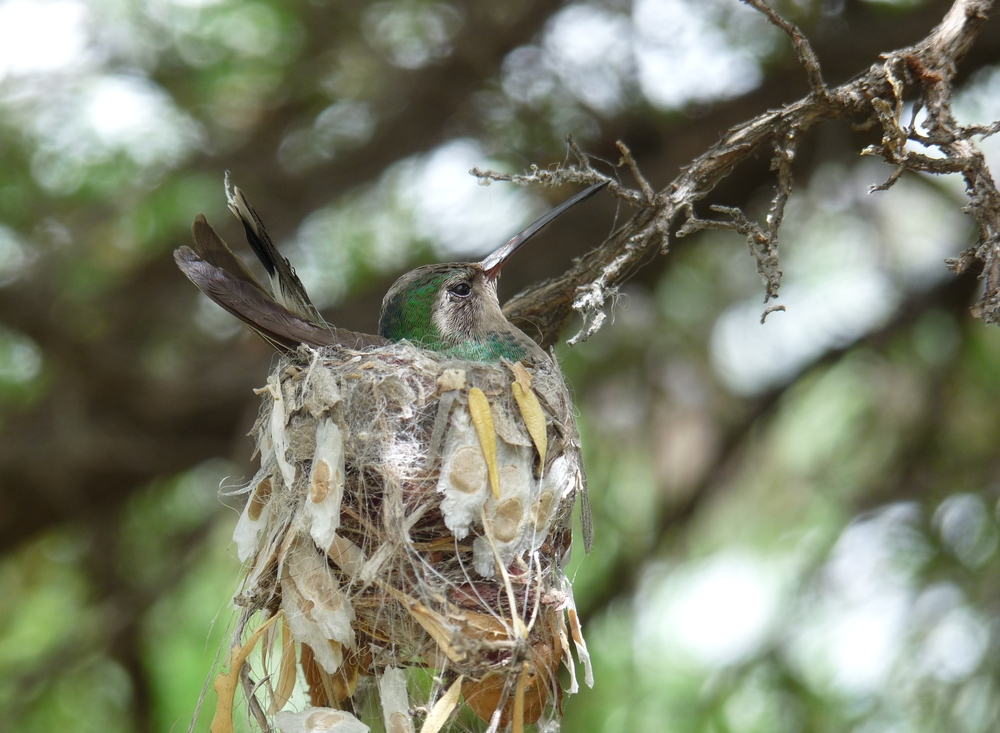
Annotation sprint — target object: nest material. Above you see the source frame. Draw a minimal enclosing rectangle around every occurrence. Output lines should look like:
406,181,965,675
225,343,592,733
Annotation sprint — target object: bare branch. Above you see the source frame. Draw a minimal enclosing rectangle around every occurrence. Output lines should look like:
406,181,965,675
741,0,828,98
469,164,642,206
680,204,782,303
616,141,656,205
503,0,998,348
869,163,907,193
962,120,1000,138
768,127,798,241
761,304,786,324
566,134,593,171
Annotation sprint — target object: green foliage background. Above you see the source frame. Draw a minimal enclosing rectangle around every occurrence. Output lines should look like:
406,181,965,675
2,0,1000,731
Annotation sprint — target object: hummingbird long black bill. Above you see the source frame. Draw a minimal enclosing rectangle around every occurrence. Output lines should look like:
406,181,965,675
479,180,609,281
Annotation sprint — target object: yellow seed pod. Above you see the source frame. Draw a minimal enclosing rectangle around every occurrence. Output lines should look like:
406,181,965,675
510,362,547,471
468,387,500,499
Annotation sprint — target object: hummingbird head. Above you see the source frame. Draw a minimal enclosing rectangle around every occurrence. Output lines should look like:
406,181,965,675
378,261,506,350
377,180,609,360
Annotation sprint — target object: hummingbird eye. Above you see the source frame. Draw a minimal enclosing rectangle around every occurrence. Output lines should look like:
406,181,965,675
449,282,472,298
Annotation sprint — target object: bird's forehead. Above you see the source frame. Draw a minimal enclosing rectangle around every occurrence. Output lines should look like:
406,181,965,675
382,263,474,303
432,263,476,279
411,264,476,289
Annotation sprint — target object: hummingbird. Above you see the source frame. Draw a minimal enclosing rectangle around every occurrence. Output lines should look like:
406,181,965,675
174,178,608,360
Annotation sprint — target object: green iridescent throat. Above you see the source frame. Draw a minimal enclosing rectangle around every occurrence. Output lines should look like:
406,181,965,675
438,333,529,362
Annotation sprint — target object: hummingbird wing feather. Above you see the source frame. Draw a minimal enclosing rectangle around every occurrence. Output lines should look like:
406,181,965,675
174,246,388,351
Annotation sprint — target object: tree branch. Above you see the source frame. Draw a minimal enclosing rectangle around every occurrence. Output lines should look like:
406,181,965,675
496,0,997,349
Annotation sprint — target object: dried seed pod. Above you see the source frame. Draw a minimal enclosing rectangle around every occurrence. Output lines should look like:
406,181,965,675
233,472,274,562
274,707,369,733
377,668,414,733
510,361,548,470
468,387,500,499
305,419,345,550
437,410,489,539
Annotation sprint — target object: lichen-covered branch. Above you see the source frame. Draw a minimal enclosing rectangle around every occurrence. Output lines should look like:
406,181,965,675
486,0,996,349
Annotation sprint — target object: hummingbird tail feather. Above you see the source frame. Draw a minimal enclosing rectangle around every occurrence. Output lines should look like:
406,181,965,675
226,185,323,324
174,246,387,351
191,214,267,293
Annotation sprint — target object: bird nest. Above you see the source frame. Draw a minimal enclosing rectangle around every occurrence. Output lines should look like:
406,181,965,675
214,342,593,733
